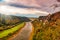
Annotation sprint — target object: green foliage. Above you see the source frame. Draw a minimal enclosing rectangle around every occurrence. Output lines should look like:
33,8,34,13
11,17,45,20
0,22,25,38
0,14,21,30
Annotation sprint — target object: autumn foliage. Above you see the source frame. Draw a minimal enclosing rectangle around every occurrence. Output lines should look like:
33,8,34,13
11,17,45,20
32,12,60,40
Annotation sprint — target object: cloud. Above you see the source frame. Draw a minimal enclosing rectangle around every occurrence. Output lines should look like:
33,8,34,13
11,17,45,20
0,5,49,16
0,5,35,14
8,3,40,9
7,0,60,13
0,0,60,17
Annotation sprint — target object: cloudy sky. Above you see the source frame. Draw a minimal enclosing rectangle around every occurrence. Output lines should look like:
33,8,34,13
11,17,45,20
0,0,60,17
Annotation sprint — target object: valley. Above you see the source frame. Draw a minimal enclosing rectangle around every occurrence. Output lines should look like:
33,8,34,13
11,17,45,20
0,12,60,40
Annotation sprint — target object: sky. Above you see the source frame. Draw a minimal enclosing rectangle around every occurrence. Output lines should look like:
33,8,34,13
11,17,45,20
0,0,60,17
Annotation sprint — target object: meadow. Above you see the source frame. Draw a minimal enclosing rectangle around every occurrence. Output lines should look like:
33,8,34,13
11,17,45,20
0,22,25,38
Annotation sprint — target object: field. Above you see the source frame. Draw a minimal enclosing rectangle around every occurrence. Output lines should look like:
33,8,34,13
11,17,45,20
0,22,25,38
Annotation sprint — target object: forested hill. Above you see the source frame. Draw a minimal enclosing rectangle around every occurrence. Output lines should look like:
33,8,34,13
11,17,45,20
38,12,60,21
0,13,31,25
0,13,30,30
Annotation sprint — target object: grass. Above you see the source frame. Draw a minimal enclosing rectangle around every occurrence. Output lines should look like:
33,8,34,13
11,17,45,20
32,19,60,40
0,22,25,38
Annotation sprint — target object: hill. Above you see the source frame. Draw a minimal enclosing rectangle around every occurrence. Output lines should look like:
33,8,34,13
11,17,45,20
49,12,60,21
0,13,30,30
32,12,60,40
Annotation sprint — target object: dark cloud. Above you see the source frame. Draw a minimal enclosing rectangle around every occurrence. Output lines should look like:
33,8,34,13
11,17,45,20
8,3,40,9
57,0,60,2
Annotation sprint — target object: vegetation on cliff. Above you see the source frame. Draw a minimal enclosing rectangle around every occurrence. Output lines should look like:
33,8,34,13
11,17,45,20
32,12,60,40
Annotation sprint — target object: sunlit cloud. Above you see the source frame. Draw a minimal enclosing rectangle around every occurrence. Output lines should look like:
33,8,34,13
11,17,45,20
0,5,49,16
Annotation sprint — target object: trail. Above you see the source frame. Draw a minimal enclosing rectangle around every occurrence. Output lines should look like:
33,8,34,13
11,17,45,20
9,22,33,40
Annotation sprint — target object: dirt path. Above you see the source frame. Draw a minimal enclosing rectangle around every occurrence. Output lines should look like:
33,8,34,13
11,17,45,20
8,22,33,40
